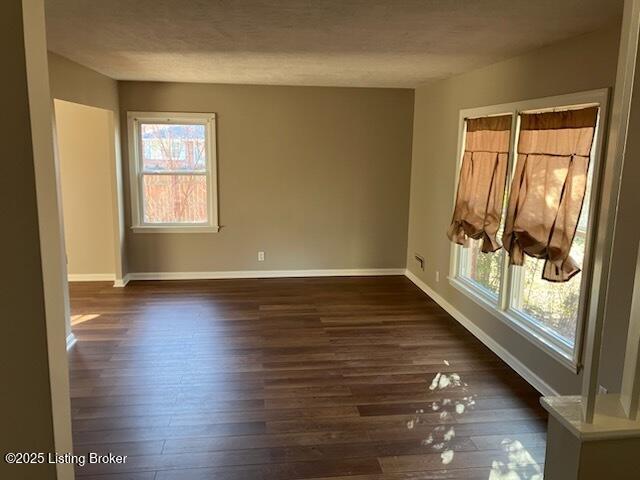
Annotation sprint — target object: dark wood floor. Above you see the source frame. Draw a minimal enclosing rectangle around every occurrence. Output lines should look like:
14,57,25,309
68,276,547,480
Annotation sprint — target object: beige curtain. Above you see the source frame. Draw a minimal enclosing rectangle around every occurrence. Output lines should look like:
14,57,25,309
502,106,598,282
448,115,512,253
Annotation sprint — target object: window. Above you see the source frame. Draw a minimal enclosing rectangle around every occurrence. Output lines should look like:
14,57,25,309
459,238,505,299
127,112,218,233
450,90,608,368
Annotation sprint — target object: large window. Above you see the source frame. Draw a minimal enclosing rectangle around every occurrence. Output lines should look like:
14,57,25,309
127,112,218,233
450,90,608,368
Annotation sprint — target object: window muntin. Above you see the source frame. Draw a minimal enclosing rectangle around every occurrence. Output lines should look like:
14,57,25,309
451,94,605,367
128,113,218,232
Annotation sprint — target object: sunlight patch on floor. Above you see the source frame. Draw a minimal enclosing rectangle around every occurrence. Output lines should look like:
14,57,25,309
402,363,543,477
428,372,462,391
488,440,543,480
441,448,455,464
403,364,481,469
70,313,100,326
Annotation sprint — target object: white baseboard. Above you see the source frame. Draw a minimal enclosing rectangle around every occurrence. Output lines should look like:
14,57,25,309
127,268,405,281
404,269,559,397
113,274,130,288
66,333,77,351
67,273,115,282
65,266,556,395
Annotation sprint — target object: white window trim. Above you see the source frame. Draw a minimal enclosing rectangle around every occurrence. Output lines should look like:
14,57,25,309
127,111,219,233
448,88,610,372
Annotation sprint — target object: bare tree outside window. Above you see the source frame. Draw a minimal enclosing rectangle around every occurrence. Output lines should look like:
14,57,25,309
140,123,208,224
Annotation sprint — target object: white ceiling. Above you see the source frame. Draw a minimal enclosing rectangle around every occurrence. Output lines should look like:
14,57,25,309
45,0,622,88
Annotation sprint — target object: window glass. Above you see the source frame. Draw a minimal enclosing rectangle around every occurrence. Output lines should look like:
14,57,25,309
460,240,503,299
140,123,206,171
142,174,208,224
510,168,593,346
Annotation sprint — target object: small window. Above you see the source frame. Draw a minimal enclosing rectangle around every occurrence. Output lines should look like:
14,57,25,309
450,90,608,369
127,112,218,233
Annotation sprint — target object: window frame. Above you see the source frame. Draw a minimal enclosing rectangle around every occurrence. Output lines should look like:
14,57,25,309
127,111,219,233
448,89,609,371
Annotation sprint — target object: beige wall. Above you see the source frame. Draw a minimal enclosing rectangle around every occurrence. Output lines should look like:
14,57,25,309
1,2,55,476
406,24,622,394
49,52,127,282
55,99,116,276
48,51,119,113
1,1,72,478
118,82,414,273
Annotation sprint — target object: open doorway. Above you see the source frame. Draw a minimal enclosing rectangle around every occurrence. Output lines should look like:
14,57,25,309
54,99,117,283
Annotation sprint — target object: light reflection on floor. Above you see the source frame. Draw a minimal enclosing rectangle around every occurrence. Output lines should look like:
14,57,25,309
70,313,100,326
405,359,544,478
405,361,475,469
488,439,543,480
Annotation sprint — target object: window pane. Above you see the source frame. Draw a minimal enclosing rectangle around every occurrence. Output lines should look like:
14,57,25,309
143,174,208,224
140,123,206,171
460,239,503,298
510,145,593,347
511,246,583,346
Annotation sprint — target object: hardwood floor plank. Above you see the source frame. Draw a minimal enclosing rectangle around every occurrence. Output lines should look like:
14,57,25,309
379,446,546,473
75,472,157,480
161,431,372,454
152,457,382,480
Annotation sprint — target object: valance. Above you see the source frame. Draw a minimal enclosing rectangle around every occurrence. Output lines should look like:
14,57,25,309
447,115,512,252
502,106,598,282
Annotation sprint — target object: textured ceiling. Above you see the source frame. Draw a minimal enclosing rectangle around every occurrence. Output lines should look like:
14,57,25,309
45,0,622,88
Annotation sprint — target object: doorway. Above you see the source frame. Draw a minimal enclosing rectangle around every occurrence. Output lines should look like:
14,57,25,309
54,99,118,283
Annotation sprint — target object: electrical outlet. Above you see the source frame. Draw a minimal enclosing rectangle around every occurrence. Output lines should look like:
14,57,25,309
257,251,265,262
435,271,440,282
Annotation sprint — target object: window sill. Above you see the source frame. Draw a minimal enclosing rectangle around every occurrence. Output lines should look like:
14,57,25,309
131,225,220,234
449,276,580,373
